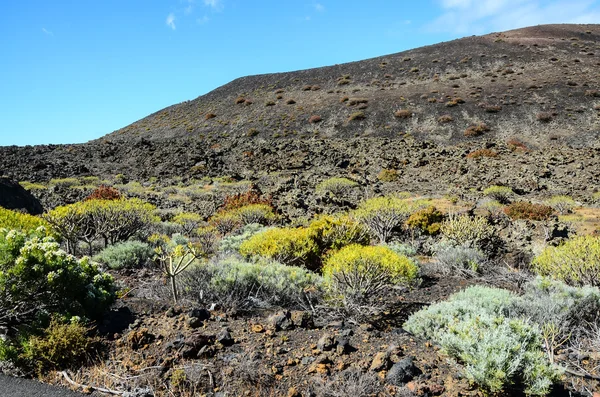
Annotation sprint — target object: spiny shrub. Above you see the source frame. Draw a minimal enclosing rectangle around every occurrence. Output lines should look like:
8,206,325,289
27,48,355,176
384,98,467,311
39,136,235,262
531,235,600,287
404,286,559,396
323,245,418,315
93,240,154,269
483,185,513,204
504,201,554,221
546,195,576,215
21,318,98,373
507,138,529,152
0,208,55,237
405,206,444,236
179,256,322,310
85,185,121,201
0,229,115,333
210,204,276,234
315,177,358,199
239,227,320,269
353,196,428,243
464,123,490,137
440,214,495,248
210,210,241,235
307,214,370,252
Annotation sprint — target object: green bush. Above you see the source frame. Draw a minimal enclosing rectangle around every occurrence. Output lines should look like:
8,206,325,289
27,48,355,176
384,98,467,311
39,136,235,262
377,169,399,182
239,227,320,269
440,214,495,248
219,223,269,254
405,206,444,236
323,244,418,306
307,214,370,252
0,208,55,237
315,177,358,199
352,196,428,243
433,241,485,275
49,177,80,188
531,235,600,286
93,240,154,269
404,286,559,395
0,229,115,332
546,195,576,215
172,212,205,236
21,318,97,373
179,256,323,310
483,185,513,204
209,204,276,235
504,201,554,221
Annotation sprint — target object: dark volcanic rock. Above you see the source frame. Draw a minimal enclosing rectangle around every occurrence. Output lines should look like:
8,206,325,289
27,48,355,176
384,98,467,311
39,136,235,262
0,177,43,214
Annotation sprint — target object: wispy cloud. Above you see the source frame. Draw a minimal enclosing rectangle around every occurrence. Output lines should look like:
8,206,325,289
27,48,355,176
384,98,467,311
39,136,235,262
197,15,209,24
203,0,223,11
166,13,176,30
184,0,195,15
315,3,325,12
42,27,53,36
428,0,600,34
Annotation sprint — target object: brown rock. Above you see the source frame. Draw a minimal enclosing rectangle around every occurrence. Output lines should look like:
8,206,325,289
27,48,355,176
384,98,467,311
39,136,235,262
251,324,264,333
287,387,301,397
370,351,391,372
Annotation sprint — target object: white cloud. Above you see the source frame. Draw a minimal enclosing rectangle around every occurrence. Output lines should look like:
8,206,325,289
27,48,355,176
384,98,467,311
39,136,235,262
315,3,325,12
166,13,176,30
197,15,209,24
42,27,53,36
428,0,600,34
204,0,223,10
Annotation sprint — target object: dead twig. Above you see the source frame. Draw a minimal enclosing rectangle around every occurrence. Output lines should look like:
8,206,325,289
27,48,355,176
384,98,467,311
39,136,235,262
60,370,124,395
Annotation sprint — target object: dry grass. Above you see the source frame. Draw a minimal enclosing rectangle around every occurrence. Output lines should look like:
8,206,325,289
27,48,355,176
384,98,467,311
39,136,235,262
559,207,600,235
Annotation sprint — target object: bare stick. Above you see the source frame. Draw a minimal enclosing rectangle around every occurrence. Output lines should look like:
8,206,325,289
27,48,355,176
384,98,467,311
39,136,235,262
60,371,124,395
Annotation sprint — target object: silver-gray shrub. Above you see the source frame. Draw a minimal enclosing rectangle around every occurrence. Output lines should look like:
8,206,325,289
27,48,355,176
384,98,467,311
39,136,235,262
93,240,154,269
218,223,270,255
178,256,322,310
432,241,486,276
404,286,560,396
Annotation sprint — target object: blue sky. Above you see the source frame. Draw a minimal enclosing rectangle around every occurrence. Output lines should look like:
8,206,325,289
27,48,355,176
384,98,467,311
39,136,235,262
1,0,599,146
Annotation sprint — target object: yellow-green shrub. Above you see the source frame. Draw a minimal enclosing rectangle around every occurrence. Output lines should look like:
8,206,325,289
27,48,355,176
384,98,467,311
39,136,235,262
239,227,319,269
483,185,513,204
18,181,47,191
49,177,80,188
546,195,576,215
209,204,276,235
172,212,205,236
323,244,418,303
307,214,370,252
531,236,600,286
440,214,495,248
315,177,358,198
405,206,444,236
0,208,55,237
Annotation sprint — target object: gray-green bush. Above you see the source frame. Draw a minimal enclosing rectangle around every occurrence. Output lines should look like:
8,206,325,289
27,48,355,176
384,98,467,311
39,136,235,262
93,240,154,269
218,223,270,254
432,241,486,276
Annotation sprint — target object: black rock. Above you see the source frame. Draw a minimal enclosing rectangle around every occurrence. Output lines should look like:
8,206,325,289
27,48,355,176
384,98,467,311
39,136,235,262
385,356,422,386
0,178,43,214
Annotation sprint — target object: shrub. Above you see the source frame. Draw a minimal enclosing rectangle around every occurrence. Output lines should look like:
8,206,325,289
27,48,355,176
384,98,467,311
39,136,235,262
394,109,412,119
377,169,398,182
536,112,553,122
0,208,54,237
219,223,269,254
221,189,271,211
315,177,358,199
21,318,97,373
235,204,277,226
85,185,121,201
483,185,513,204
323,245,418,315
307,215,370,252
466,148,498,158
433,241,485,275
179,256,322,310
507,138,529,152
210,210,241,235
479,199,505,220
546,195,576,214
353,196,428,243
464,123,490,137
504,201,554,221
440,214,495,248
50,177,80,188
93,240,154,270
531,235,600,287
239,227,320,269
437,114,453,123
348,111,366,121
404,286,559,396
205,113,217,120
18,181,47,191
172,212,205,236
309,115,322,123
405,206,444,236
0,229,115,333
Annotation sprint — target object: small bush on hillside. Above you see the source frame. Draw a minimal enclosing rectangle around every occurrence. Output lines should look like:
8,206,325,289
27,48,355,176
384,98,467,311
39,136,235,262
221,189,271,211
404,286,559,396
219,223,269,254
172,212,205,236
179,256,322,310
531,235,600,287
405,206,444,236
483,185,513,204
209,210,241,235
385,242,418,257
0,208,55,237
504,201,554,221
21,318,98,373
93,240,154,270
235,204,277,225
315,177,358,199
546,195,576,215
433,241,485,276
464,123,490,137
394,109,413,119
440,214,495,248
239,227,320,269
85,185,121,201
467,148,498,159
377,169,399,182
19,181,47,191
353,196,428,243
50,177,80,188
348,111,366,121
323,245,418,314
307,215,370,252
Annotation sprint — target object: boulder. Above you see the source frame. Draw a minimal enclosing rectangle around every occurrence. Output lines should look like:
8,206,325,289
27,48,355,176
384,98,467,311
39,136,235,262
0,178,43,215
